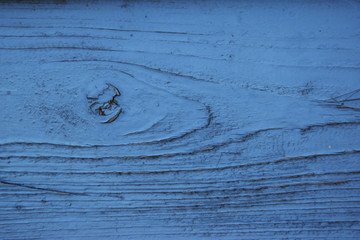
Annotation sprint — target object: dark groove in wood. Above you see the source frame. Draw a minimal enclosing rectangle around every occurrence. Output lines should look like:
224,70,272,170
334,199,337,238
0,25,212,36
0,181,87,196
1,150,358,170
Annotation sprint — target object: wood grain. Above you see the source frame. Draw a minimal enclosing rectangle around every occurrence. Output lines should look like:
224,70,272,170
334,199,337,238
1,1,360,239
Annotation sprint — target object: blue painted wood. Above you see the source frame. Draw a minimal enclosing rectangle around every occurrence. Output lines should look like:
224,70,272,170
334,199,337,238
1,1,360,239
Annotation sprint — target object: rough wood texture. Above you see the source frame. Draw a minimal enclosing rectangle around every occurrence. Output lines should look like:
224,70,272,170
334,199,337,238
1,1,360,239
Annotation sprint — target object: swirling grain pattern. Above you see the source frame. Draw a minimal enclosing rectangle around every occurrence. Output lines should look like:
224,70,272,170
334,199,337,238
0,1,360,239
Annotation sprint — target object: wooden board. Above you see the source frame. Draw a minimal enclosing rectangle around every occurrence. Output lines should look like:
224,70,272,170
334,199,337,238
1,1,360,239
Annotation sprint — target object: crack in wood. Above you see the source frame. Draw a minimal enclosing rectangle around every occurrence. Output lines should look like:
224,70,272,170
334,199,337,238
0,180,86,196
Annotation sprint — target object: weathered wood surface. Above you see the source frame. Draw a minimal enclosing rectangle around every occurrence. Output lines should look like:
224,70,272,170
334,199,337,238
1,1,360,239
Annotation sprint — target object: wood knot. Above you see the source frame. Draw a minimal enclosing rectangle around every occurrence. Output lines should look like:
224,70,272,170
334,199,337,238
87,83,122,124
